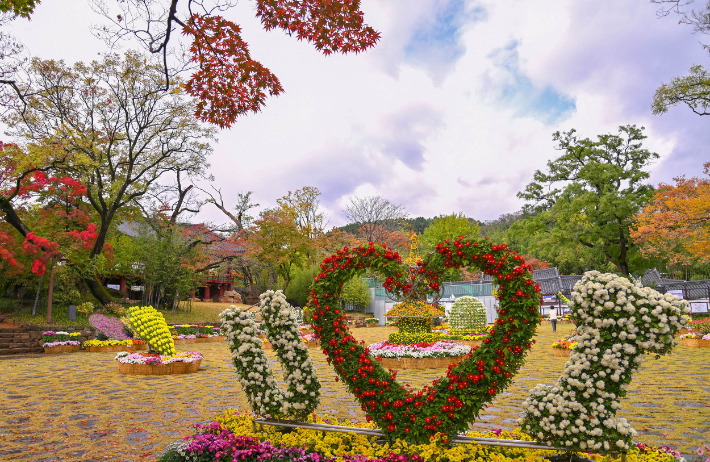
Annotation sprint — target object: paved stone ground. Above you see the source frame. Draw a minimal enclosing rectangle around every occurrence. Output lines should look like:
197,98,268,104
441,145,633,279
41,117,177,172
0,323,708,461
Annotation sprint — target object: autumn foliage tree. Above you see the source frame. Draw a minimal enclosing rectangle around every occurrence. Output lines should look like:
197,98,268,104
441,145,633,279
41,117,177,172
2,52,213,305
632,162,710,265
91,0,381,128
0,143,105,321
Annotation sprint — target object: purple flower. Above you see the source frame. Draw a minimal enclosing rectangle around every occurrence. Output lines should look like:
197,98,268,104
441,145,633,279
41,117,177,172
89,314,128,340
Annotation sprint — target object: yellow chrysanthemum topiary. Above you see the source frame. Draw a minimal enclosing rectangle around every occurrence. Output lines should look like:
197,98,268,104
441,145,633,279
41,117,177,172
385,300,445,345
127,306,175,355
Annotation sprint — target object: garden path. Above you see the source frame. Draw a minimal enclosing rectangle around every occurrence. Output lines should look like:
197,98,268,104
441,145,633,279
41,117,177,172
0,323,707,461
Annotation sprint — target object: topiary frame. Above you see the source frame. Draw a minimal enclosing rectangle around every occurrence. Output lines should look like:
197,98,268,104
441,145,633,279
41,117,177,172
449,296,487,335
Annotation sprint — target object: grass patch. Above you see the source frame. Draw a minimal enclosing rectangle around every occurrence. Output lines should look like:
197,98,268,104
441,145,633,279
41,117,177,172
5,300,253,328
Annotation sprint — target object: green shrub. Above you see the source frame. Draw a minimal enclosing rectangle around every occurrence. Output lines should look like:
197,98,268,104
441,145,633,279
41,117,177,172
77,301,94,317
341,277,371,309
449,296,487,334
388,332,440,344
104,302,126,316
285,266,319,307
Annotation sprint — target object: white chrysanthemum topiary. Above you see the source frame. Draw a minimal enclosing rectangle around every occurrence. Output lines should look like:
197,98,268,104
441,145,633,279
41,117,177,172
520,271,689,452
219,290,320,420
449,296,487,334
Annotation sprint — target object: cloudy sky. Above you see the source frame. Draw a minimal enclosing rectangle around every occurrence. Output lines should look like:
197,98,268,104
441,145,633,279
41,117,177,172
7,0,710,227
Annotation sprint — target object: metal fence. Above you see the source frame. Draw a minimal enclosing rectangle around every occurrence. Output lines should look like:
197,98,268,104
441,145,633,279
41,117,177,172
251,418,628,458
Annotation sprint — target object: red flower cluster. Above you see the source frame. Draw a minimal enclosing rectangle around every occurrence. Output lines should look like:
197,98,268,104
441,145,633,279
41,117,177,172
307,237,542,444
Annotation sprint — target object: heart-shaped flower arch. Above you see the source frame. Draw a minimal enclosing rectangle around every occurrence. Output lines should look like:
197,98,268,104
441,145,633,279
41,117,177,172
307,238,542,444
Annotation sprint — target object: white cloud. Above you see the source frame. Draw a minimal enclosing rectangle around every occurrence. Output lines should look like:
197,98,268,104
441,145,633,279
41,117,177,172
4,0,709,228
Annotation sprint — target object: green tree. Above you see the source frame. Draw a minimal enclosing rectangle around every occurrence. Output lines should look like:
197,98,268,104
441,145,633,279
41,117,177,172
285,265,320,308
341,277,371,310
516,125,658,276
419,213,480,254
653,65,710,116
652,1,710,117
2,52,214,304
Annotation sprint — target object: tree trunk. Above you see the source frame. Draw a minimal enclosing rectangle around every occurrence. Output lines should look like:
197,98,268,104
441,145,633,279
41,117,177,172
46,259,55,324
82,274,113,306
32,273,45,317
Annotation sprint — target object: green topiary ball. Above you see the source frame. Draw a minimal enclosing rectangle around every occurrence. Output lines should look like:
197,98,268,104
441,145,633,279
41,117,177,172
449,296,487,334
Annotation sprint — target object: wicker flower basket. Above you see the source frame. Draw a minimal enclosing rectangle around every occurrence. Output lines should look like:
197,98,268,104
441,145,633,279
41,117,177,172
117,359,202,375
377,355,467,370
299,329,314,335
459,340,483,349
675,328,690,338
366,324,379,328
204,336,224,343
304,340,320,348
131,343,148,351
682,338,710,348
85,345,130,353
44,344,80,354
552,348,571,357
263,342,273,350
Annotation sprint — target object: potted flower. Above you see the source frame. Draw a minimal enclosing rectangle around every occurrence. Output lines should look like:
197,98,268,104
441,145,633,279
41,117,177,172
369,339,471,369
42,331,81,354
680,332,710,348
300,333,320,347
84,339,147,352
364,317,379,327
551,330,578,357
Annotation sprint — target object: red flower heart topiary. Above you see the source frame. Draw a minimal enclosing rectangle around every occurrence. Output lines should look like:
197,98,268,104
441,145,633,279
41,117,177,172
307,237,541,444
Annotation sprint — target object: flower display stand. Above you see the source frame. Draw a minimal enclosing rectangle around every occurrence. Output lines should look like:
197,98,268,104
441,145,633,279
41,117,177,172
174,337,224,345
117,359,201,375
552,348,571,357
85,345,131,353
85,343,148,352
43,344,80,354
682,338,710,348
376,355,467,370
458,340,483,349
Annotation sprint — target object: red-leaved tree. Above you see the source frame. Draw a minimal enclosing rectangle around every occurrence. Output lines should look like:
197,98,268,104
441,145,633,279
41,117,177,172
0,143,106,321
91,0,381,128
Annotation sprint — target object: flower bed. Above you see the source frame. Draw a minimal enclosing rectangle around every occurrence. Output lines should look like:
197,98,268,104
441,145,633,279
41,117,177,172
300,333,320,347
157,410,689,462
84,339,147,352
364,317,379,326
89,314,129,340
550,329,578,357
680,333,710,347
173,334,224,345
43,342,80,354
42,331,81,353
115,351,203,375
368,340,470,369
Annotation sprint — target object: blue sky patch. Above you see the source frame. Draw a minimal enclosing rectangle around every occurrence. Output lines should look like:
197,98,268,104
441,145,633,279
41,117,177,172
404,0,486,80
488,41,576,125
